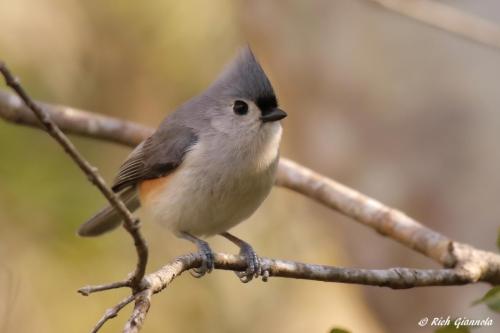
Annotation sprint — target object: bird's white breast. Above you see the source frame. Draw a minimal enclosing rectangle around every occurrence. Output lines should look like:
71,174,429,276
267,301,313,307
140,123,282,237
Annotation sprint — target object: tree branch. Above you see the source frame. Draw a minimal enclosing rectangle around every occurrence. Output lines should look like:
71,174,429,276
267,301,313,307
0,66,148,291
0,90,152,146
91,295,136,333
367,0,500,50
80,252,477,331
1,88,499,283
276,159,500,282
1,85,500,333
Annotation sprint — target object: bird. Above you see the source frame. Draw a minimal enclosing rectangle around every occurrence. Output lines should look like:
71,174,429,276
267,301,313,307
78,46,286,282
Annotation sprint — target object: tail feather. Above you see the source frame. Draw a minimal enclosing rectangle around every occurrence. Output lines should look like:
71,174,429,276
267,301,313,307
78,187,140,237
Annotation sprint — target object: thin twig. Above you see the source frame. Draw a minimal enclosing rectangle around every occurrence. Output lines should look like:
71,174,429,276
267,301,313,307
78,280,129,296
91,295,136,333
368,0,500,50
123,289,152,333
0,65,148,288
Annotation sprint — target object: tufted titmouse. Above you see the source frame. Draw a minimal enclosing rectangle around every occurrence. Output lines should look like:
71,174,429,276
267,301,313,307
78,47,286,282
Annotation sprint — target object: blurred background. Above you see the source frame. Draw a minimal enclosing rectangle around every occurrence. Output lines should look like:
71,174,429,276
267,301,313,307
1,0,499,332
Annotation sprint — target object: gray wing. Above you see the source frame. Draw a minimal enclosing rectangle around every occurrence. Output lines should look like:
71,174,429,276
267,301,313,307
77,124,198,237
112,124,198,192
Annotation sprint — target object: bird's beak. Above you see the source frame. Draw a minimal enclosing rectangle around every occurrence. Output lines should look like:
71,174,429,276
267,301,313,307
260,108,287,122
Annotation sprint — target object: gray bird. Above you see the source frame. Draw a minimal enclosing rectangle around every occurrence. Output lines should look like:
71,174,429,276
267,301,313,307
78,47,286,282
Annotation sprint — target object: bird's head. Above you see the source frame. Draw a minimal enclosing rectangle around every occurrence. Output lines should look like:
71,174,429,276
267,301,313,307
204,46,287,137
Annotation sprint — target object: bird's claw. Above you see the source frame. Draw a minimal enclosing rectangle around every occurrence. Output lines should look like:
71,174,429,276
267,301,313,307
190,240,214,278
236,243,262,283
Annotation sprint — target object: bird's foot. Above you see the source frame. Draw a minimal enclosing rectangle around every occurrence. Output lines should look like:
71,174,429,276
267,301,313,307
191,239,215,278
236,242,262,283
220,232,263,283
179,232,215,278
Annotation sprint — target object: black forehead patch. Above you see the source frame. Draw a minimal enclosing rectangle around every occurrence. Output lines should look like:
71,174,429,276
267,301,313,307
256,95,278,111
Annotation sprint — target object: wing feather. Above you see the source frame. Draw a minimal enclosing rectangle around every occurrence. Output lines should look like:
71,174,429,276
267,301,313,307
111,125,198,192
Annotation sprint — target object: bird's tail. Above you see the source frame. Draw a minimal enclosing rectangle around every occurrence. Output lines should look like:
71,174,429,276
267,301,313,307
77,187,140,237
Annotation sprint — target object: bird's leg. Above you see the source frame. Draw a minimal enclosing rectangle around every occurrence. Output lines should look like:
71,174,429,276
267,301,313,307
178,232,214,278
220,232,262,283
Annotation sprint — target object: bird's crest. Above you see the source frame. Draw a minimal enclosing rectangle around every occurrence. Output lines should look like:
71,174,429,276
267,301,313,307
208,46,278,109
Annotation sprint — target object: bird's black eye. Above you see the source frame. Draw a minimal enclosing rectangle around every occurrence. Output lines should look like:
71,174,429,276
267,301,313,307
233,100,248,115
